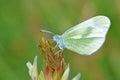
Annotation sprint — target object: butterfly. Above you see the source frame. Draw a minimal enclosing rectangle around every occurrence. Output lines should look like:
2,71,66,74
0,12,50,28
40,16,111,55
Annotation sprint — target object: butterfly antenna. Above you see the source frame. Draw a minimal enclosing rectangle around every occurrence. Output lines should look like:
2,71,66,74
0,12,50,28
40,29,55,35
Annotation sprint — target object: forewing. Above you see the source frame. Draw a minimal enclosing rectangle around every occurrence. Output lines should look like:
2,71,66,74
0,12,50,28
62,16,110,55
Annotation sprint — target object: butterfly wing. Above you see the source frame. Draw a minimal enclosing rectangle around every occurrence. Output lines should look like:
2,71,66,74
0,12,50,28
62,16,111,55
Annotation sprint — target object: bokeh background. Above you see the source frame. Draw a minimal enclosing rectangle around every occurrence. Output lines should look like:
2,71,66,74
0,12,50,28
0,0,120,80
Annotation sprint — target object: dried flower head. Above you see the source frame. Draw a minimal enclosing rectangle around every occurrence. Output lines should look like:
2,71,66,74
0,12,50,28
26,37,80,80
38,37,66,80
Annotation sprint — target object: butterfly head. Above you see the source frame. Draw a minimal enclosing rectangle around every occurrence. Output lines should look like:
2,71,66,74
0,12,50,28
40,29,65,49
53,35,65,50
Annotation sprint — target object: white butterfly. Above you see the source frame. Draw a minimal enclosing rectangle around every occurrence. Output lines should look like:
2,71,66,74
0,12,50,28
41,16,111,55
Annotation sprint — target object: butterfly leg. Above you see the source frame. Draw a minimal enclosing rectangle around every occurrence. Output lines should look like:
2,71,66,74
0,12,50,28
54,44,58,49
55,49,63,54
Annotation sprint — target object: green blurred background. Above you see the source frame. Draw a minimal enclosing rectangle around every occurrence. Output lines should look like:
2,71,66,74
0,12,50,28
0,0,120,80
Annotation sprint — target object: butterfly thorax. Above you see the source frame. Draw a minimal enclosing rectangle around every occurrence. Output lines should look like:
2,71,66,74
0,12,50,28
53,35,65,50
